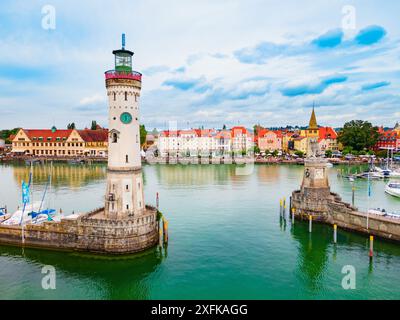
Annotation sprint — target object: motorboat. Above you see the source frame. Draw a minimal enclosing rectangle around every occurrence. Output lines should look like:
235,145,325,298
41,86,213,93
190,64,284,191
385,182,400,198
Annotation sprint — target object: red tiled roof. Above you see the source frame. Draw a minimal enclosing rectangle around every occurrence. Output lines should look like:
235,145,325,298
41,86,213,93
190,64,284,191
215,130,231,139
319,127,337,140
78,129,108,142
257,129,283,140
231,126,248,137
23,129,73,141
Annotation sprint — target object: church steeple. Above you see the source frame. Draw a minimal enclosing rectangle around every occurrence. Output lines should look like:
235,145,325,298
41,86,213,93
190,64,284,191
308,104,318,130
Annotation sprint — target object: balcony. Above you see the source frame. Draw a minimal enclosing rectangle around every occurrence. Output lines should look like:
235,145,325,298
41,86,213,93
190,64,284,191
105,70,142,81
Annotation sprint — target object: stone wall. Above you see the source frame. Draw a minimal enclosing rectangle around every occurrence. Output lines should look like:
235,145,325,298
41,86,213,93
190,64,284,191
292,190,400,242
0,206,159,254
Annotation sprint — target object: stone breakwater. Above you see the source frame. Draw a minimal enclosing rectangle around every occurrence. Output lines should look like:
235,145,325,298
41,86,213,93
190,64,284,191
292,190,400,242
0,206,159,254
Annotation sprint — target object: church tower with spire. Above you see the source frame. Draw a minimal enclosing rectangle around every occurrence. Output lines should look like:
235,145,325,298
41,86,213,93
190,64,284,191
306,104,319,139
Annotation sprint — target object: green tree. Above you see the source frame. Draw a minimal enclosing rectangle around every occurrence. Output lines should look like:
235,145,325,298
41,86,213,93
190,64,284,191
294,150,304,158
0,128,20,144
91,120,97,130
222,124,227,130
325,150,333,158
67,123,76,129
271,150,279,157
338,120,380,151
254,146,260,154
140,124,147,146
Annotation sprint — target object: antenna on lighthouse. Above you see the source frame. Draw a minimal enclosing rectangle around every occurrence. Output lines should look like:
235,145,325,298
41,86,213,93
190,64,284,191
122,33,126,50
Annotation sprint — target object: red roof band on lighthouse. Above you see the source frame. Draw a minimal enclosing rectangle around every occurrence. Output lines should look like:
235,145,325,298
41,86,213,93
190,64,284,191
105,33,142,82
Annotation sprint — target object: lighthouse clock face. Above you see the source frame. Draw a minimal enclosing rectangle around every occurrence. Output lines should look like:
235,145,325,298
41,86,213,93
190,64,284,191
120,112,132,124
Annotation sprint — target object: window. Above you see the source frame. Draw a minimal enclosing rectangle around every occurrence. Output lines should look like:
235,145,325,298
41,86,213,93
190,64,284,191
112,132,118,143
126,155,129,163
126,185,129,191
126,205,129,210
125,92,128,101
113,92,116,101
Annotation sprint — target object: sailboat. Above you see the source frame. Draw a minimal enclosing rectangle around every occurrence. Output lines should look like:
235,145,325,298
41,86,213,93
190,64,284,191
2,162,58,226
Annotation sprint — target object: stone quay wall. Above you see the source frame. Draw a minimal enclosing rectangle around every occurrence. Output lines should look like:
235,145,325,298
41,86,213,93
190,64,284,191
292,190,400,242
0,206,159,254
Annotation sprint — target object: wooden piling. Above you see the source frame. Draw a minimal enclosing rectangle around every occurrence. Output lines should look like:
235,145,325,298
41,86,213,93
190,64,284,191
309,215,312,233
333,224,337,244
163,218,169,244
369,235,374,259
291,208,295,224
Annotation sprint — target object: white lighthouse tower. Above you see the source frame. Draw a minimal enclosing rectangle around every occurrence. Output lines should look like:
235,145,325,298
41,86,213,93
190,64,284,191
104,34,145,219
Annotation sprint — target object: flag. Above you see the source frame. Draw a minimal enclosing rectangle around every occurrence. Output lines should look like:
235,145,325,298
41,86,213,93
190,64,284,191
22,180,30,204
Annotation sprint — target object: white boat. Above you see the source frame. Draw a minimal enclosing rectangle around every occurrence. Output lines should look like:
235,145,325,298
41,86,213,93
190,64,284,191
2,201,43,225
326,162,333,168
368,208,387,216
385,182,400,198
389,170,400,178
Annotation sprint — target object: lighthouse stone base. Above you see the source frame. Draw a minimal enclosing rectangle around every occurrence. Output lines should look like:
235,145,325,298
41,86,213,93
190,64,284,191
0,206,159,254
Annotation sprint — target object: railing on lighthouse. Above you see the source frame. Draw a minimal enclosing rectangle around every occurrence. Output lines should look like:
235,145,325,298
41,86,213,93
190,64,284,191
104,70,142,81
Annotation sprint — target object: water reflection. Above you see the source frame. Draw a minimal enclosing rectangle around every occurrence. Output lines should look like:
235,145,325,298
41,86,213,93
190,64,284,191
12,163,106,189
154,164,240,186
0,244,163,300
291,224,330,294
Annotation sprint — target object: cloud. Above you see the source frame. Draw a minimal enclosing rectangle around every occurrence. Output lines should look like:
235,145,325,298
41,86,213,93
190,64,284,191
79,94,105,106
142,65,170,76
280,75,348,97
361,81,391,91
355,25,387,46
162,78,211,93
312,29,343,48
234,42,287,64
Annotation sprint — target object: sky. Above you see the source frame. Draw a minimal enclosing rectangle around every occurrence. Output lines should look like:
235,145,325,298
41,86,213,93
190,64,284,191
0,0,399,131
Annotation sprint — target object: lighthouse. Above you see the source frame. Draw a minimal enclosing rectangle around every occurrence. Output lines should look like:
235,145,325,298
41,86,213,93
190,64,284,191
104,34,145,219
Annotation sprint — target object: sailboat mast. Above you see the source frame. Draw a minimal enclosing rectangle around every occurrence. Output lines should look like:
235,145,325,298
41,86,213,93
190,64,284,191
48,161,53,211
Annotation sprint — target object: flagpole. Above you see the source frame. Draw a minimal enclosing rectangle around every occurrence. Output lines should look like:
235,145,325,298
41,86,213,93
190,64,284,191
367,167,370,230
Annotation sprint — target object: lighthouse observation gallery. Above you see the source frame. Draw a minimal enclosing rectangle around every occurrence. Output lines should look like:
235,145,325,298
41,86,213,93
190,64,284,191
0,36,160,254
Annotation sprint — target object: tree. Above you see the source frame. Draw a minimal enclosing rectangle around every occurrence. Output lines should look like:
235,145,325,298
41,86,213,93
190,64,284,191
91,120,97,130
140,124,147,147
254,146,260,154
325,150,333,158
222,124,227,130
294,150,304,158
1,128,20,144
67,123,76,129
338,120,380,151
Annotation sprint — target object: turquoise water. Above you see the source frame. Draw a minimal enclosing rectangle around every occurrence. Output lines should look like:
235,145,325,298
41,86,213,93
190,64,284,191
0,162,400,299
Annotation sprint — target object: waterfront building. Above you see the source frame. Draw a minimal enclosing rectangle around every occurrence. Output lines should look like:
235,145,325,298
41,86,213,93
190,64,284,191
374,127,399,151
158,127,252,157
11,127,108,157
293,135,308,154
257,129,283,152
78,129,108,156
231,126,254,154
318,127,339,153
215,130,232,155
